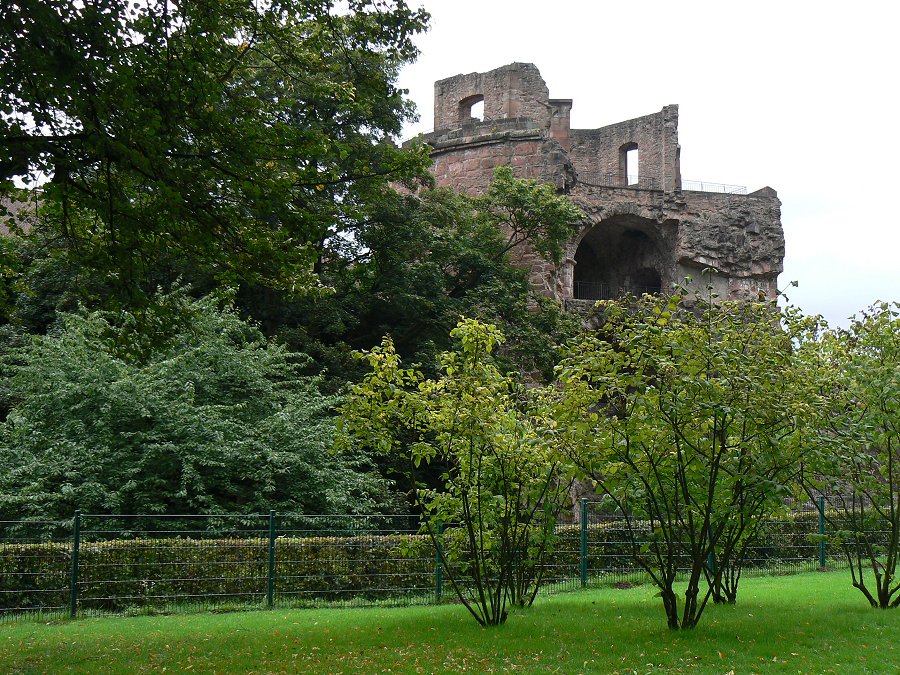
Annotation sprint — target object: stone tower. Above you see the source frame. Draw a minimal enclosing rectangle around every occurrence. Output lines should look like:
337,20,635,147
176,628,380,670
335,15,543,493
405,63,785,303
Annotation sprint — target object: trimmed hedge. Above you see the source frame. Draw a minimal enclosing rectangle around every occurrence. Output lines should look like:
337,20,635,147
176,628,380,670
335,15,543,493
1,533,436,613
1,511,838,614
0,540,71,613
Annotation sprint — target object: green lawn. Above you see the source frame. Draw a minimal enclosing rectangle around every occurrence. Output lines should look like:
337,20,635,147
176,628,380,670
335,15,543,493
2,571,897,674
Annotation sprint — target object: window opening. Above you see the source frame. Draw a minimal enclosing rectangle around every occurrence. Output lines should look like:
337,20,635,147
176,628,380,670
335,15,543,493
470,99,484,121
619,142,639,187
459,95,485,123
626,147,639,185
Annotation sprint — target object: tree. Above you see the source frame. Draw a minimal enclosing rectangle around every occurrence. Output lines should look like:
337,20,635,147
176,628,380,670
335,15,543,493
0,0,430,296
804,301,900,608
0,288,398,526
476,165,582,265
244,169,583,386
338,319,569,626
555,291,816,629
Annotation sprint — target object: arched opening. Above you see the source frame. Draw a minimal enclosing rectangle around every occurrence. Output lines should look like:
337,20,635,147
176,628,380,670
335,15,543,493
459,94,485,123
631,267,662,294
618,142,639,186
572,215,669,300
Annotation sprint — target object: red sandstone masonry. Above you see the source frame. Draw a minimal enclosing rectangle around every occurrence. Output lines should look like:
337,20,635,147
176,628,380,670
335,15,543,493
406,63,784,303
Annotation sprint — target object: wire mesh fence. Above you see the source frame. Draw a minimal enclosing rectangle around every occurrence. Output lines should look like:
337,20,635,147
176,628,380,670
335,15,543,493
76,514,272,615
274,513,432,607
0,512,439,620
0,520,71,617
0,498,875,621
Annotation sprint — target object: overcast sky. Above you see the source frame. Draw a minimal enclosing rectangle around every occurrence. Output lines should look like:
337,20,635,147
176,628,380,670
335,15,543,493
396,0,899,327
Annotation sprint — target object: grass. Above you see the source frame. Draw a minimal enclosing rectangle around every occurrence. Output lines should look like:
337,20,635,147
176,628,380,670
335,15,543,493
1,571,897,674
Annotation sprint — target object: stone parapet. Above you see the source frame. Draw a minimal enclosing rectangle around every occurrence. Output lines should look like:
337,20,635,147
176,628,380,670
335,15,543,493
416,117,544,152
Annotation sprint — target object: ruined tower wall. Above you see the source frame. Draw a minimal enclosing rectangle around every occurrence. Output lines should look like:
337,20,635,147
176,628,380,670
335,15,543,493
427,118,573,195
569,106,681,191
565,183,783,300
548,99,573,151
424,118,575,296
411,63,784,304
675,190,784,296
433,63,552,130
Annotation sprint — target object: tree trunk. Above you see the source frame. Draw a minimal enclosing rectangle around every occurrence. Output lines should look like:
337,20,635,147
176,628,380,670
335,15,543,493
660,587,680,630
681,584,700,629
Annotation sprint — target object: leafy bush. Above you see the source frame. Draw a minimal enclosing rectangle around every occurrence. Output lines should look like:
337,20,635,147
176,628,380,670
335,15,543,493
0,289,399,525
340,319,570,626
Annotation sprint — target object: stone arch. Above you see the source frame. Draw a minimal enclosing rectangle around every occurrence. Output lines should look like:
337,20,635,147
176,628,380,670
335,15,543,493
565,213,675,301
458,94,485,123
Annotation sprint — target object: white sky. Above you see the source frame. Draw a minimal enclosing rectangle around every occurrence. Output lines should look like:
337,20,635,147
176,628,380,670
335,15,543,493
397,0,900,328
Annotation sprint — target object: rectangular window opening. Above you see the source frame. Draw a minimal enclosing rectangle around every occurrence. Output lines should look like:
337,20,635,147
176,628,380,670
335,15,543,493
470,99,484,121
626,148,639,186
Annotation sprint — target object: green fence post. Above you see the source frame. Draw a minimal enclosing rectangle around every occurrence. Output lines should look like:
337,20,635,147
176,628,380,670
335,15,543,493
580,498,588,588
435,523,443,602
69,510,81,619
818,495,826,569
267,510,277,608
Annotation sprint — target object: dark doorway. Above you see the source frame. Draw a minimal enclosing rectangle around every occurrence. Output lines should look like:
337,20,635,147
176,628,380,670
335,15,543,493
573,216,669,300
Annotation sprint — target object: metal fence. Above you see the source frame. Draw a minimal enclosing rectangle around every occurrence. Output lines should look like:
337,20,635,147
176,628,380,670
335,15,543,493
574,173,748,195
572,281,662,301
0,499,859,620
577,172,660,190
680,179,747,194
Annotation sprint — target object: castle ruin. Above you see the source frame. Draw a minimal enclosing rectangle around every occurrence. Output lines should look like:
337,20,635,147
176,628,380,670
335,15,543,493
406,63,785,304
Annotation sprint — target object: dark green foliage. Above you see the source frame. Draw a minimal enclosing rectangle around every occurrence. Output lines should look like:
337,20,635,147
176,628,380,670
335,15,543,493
1,0,431,296
249,178,582,386
0,289,398,522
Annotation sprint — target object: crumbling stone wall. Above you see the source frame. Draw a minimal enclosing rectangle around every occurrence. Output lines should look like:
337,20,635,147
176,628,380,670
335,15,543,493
566,184,783,301
427,118,574,195
433,63,553,130
675,188,785,289
408,63,784,303
569,106,681,192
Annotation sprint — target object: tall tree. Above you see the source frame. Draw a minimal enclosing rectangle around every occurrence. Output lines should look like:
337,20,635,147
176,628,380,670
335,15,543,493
0,0,430,296
804,301,900,609
555,291,817,629
339,319,569,626
245,169,583,385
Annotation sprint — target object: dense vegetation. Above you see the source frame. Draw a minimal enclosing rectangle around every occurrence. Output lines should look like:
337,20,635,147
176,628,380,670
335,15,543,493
1,0,899,633
1,0,431,296
0,289,398,523
0,2,581,521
